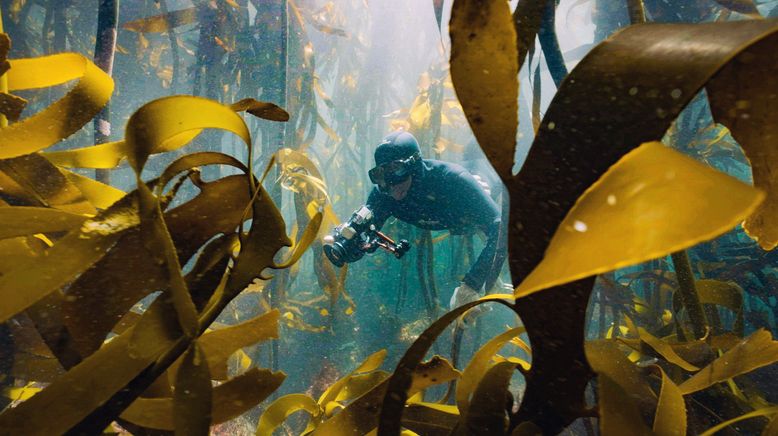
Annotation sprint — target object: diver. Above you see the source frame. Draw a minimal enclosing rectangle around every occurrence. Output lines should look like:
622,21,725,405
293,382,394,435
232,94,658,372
324,131,506,314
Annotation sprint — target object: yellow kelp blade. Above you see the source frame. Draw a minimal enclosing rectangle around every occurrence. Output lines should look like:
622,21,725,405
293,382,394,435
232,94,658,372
173,343,212,435
191,310,279,381
707,36,777,248
653,367,686,436
122,7,198,33
60,169,125,209
0,193,138,324
0,206,87,239
679,329,778,395
120,368,285,430
515,142,764,298
636,328,700,372
0,54,113,158
256,394,322,435
318,349,387,407
449,0,518,183
699,406,778,436
457,327,526,416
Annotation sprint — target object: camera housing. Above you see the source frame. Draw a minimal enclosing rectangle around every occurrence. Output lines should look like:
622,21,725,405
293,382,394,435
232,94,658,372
323,206,410,267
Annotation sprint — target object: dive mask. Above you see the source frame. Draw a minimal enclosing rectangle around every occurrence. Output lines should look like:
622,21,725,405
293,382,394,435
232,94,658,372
369,153,420,191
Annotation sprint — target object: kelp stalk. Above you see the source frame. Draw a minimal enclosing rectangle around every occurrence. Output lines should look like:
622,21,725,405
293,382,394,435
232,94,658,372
671,250,708,339
93,0,119,184
538,0,568,88
0,5,7,128
627,0,647,25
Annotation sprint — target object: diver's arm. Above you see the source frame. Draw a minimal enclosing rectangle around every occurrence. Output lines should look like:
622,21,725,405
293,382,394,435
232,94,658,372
365,187,393,230
451,171,503,292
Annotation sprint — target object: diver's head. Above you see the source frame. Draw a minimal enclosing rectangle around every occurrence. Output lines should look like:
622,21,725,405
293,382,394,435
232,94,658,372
369,131,421,200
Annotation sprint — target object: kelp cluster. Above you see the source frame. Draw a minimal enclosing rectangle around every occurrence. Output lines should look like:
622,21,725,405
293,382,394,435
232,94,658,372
2,1,778,436
0,30,324,434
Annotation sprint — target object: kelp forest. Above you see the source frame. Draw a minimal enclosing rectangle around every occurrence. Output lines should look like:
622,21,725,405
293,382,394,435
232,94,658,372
0,0,777,434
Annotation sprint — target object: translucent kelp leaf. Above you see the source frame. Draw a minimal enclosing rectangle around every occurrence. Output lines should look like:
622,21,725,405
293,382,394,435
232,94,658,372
0,297,178,434
0,53,113,159
679,329,778,395
585,340,657,411
402,402,459,436
515,142,763,298
173,343,212,435
122,7,198,33
0,206,87,239
449,0,518,183
194,310,279,380
256,394,322,435
653,367,686,436
333,371,390,403
457,327,525,415
318,349,387,407
699,405,778,436
230,98,290,121
598,373,653,436
61,169,125,209
313,355,466,436
0,192,138,324
463,361,517,434
637,327,700,372
377,295,515,435
707,39,778,249
672,279,744,335
121,368,284,430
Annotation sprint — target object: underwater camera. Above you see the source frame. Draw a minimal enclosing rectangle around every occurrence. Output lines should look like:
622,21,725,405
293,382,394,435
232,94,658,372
323,205,410,267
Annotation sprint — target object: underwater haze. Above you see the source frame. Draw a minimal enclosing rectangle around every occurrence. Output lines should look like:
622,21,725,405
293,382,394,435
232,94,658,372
1,0,778,435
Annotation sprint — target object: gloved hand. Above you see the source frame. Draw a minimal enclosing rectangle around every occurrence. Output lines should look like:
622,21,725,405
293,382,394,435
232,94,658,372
449,283,480,311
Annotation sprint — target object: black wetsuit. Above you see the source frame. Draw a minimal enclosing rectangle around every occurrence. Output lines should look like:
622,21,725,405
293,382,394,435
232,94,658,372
366,159,504,291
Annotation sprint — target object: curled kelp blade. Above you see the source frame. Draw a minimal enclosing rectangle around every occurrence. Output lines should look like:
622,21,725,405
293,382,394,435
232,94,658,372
0,53,113,158
485,19,778,433
257,394,322,435
652,367,686,436
122,368,285,430
376,295,516,435
449,0,518,183
456,327,526,417
515,141,763,298
707,37,778,249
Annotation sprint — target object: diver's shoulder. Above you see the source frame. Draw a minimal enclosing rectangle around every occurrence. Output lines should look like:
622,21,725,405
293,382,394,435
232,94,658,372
423,159,468,177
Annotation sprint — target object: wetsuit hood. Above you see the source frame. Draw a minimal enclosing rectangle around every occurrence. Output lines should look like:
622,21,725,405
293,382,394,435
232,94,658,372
374,131,421,166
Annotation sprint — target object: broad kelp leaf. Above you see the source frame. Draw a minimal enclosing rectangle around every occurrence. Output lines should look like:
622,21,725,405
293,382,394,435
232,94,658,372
376,295,515,435
0,206,87,239
0,53,113,158
312,355,464,436
230,98,290,121
124,96,253,338
461,361,517,435
512,0,548,68
653,367,686,436
61,169,126,209
0,154,96,214
699,405,778,436
173,343,212,436
122,7,198,33
256,393,322,435
672,279,745,335
449,0,518,183
155,151,248,194
679,329,778,394
318,349,387,407
637,327,700,372
121,368,285,430
402,402,459,436
515,141,763,298
457,327,525,416
193,310,279,380
63,176,251,357
0,297,179,434
598,373,653,436
0,192,138,324
333,371,390,404
585,340,657,412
